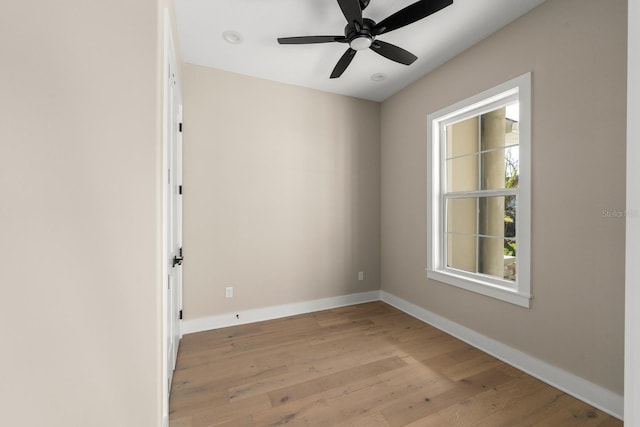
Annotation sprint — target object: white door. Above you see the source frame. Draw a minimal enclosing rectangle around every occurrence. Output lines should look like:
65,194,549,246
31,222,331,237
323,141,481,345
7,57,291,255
165,33,183,394
163,12,182,404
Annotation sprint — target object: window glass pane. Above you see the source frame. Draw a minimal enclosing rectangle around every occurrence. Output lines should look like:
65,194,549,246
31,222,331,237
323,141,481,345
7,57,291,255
478,236,505,279
446,116,479,158
504,195,516,238
480,107,506,151
446,154,478,192
504,239,517,281
504,146,519,189
480,105,519,151
505,102,519,122
504,238,517,257
481,146,519,190
505,102,520,147
447,233,476,273
505,123,519,147
478,196,505,238
447,198,477,235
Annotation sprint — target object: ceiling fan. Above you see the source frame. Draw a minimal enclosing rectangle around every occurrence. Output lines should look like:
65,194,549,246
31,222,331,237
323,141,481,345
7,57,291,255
277,0,454,79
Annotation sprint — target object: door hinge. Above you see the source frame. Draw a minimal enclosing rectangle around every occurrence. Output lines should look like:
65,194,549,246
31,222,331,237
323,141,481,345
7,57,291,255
179,310,183,320
179,123,183,133
178,185,183,195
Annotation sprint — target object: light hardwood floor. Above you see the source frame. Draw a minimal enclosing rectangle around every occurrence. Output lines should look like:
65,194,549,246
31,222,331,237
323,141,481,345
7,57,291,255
169,301,621,426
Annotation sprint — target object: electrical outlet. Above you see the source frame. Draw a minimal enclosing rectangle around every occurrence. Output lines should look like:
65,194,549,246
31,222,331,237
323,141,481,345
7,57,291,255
225,287,233,298
358,271,364,281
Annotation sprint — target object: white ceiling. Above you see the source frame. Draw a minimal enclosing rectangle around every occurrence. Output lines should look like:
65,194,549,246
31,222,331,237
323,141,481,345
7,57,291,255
174,0,546,102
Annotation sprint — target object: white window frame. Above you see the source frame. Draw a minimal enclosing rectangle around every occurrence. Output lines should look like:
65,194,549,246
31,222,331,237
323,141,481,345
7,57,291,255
427,73,532,308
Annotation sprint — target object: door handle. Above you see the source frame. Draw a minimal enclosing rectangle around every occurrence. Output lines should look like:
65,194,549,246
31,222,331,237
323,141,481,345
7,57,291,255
173,255,183,267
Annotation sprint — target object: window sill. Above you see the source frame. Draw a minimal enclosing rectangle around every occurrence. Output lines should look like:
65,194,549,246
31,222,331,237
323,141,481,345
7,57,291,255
426,268,531,308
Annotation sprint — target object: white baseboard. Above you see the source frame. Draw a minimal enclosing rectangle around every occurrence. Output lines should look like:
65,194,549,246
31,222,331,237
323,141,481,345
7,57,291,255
380,291,624,420
182,290,381,334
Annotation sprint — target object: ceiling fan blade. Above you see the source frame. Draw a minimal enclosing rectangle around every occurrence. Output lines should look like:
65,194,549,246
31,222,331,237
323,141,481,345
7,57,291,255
278,36,347,44
337,0,363,26
330,48,357,79
372,0,453,35
370,40,417,65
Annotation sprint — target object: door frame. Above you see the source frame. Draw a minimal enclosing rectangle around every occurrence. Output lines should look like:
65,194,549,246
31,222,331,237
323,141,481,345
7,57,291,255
162,8,183,426
626,0,639,423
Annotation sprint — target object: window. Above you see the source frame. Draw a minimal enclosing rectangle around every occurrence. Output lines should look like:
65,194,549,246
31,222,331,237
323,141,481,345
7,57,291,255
427,73,531,307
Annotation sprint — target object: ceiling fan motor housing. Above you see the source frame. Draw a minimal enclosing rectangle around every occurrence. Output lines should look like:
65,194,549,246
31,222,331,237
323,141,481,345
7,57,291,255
345,18,376,50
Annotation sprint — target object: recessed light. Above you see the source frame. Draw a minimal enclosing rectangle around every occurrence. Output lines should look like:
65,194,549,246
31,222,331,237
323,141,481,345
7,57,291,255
370,73,387,82
222,30,243,44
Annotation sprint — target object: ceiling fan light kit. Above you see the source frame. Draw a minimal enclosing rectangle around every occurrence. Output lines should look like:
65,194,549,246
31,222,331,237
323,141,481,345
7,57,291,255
350,35,373,51
277,0,453,79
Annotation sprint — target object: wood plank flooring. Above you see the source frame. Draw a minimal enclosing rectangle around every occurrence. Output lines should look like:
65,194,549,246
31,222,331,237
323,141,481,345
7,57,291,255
169,302,621,426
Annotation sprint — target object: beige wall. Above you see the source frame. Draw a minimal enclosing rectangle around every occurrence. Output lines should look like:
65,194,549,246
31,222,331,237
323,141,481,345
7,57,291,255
182,65,381,319
1,0,166,426
381,0,627,395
